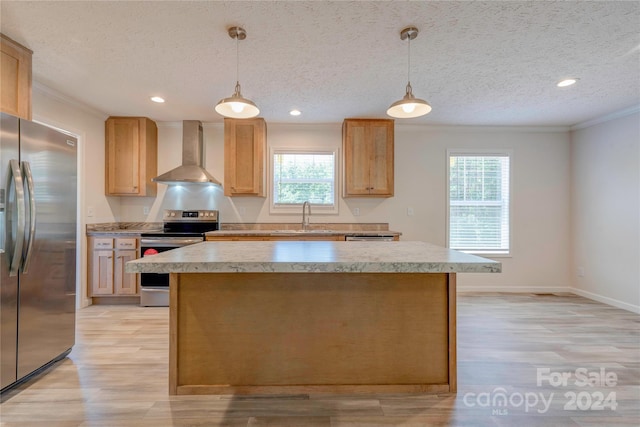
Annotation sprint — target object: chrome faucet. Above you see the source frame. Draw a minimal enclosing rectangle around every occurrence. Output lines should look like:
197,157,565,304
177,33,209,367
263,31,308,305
301,201,311,230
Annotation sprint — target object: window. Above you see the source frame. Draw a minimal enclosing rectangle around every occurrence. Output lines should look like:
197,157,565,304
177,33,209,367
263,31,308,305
447,151,511,255
270,148,338,214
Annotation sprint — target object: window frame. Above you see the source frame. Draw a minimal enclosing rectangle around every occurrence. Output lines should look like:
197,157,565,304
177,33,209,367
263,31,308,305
446,149,513,256
269,146,340,215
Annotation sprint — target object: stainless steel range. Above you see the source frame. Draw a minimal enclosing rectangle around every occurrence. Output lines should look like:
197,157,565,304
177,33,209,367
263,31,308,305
139,209,219,306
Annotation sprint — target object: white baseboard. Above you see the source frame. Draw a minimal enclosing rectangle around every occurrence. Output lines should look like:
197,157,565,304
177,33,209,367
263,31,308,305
457,286,571,294
570,288,640,314
457,285,640,314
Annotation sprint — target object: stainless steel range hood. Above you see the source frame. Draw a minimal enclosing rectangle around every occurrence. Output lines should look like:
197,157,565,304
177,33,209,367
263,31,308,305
152,120,222,185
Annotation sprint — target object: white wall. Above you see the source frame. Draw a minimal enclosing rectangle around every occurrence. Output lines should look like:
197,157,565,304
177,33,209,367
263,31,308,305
118,121,572,292
570,111,640,313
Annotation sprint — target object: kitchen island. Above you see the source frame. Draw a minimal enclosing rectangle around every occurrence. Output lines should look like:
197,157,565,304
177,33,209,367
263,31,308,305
126,241,500,396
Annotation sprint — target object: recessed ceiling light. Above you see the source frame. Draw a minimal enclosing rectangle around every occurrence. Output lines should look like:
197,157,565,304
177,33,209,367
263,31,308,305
150,96,165,103
290,109,301,116
557,78,578,88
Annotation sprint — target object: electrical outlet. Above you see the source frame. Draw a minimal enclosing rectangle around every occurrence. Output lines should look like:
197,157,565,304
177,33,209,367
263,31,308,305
353,208,360,216
143,206,150,215
577,267,585,277
87,206,94,217
407,207,414,216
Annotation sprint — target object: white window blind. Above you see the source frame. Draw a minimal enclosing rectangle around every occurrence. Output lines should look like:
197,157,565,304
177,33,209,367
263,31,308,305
272,151,336,207
448,152,510,254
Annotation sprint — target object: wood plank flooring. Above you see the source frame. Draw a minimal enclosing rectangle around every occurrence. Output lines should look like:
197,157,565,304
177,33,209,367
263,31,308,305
1,293,638,426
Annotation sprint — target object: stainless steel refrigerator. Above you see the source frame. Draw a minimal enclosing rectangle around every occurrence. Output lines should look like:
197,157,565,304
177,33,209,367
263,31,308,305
1,112,76,393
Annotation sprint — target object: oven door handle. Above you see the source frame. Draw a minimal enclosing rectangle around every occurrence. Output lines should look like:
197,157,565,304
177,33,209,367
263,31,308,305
140,238,203,247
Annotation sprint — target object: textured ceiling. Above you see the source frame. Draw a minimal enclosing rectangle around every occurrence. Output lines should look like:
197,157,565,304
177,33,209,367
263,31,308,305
1,1,639,126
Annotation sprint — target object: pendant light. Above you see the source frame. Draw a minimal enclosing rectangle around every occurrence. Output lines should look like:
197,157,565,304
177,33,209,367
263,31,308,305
387,26,432,119
215,26,260,119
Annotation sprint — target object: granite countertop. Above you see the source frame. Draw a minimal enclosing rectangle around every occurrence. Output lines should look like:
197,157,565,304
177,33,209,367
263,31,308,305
206,230,401,237
125,241,501,274
87,222,401,237
86,222,162,236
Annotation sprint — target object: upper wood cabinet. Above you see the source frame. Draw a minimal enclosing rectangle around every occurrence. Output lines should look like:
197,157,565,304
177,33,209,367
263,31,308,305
343,118,394,197
105,117,158,196
224,118,266,197
0,34,32,120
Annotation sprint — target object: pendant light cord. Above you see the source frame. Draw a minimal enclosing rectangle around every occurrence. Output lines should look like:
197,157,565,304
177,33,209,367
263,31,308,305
236,34,240,86
407,32,411,86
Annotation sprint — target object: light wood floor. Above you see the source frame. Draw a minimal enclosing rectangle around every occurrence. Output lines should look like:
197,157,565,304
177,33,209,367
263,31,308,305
1,293,638,426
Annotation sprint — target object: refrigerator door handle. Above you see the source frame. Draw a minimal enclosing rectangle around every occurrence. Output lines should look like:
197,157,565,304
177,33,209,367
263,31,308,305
21,161,36,273
5,159,25,276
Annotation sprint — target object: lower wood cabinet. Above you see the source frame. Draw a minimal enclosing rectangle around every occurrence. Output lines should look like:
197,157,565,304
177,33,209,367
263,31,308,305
88,236,140,300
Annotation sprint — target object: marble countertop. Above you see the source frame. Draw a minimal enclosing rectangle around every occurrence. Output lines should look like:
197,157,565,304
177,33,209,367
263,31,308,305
125,241,501,274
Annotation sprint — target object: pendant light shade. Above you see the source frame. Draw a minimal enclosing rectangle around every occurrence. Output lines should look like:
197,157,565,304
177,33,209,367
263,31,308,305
215,26,259,119
387,26,431,119
215,82,260,118
386,83,432,118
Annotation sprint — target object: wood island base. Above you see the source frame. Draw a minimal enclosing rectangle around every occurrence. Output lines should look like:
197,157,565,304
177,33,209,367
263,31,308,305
169,272,457,396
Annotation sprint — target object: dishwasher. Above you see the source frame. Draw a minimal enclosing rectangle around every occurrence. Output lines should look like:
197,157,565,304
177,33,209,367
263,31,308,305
345,235,396,241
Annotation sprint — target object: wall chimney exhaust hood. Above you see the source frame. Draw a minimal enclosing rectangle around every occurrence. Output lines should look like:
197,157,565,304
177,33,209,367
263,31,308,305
153,120,222,185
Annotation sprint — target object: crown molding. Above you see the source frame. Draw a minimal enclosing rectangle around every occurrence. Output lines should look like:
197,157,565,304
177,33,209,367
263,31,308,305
33,81,109,120
571,104,640,131
395,123,571,133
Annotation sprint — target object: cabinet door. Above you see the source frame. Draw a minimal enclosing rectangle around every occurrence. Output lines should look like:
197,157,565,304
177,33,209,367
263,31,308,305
91,250,114,295
224,118,266,196
343,121,371,196
114,250,138,295
368,121,394,196
0,35,32,120
343,119,394,197
105,117,157,196
106,118,141,195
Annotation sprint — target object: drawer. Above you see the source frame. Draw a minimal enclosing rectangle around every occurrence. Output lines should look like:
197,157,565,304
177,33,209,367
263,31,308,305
116,238,138,250
93,238,114,249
